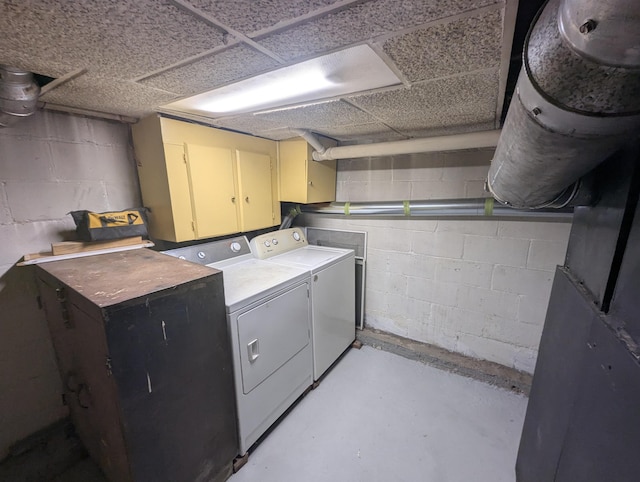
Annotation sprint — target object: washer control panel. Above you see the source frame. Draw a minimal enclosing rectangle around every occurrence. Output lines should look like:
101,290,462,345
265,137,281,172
162,236,251,264
251,228,308,259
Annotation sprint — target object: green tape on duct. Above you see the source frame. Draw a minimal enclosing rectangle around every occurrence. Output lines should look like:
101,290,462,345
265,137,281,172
403,200,410,216
484,198,494,216
344,202,350,216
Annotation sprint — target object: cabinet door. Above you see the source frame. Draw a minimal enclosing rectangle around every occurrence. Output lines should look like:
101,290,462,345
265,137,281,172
306,157,337,203
278,139,336,203
185,143,239,238
279,141,308,202
236,150,275,231
163,143,195,242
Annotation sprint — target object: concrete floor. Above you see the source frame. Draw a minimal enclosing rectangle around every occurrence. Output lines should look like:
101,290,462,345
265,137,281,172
54,345,527,482
229,345,527,482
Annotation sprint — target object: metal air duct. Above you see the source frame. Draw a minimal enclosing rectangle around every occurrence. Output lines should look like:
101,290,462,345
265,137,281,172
291,198,573,219
487,0,640,208
0,65,40,127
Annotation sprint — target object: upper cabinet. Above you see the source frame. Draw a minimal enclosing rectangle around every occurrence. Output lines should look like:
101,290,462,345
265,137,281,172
279,138,337,204
132,116,280,242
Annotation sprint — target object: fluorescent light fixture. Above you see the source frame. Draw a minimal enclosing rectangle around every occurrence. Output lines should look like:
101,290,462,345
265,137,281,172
161,45,402,117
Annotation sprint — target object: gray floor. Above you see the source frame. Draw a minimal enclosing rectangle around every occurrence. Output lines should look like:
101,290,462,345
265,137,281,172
229,346,527,482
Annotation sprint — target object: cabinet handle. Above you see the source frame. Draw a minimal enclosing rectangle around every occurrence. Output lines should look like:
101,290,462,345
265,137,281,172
245,196,250,203
308,180,313,186
231,196,236,203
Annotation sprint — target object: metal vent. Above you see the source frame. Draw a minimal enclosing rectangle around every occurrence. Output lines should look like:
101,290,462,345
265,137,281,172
0,65,40,127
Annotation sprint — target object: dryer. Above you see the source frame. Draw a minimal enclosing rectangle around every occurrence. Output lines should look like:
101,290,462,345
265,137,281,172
251,228,355,381
163,236,312,455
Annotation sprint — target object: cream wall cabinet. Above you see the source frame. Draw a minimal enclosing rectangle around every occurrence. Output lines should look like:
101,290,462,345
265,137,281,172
278,137,337,204
132,116,280,242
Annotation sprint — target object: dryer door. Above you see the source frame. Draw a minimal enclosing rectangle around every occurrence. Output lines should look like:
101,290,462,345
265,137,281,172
237,282,310,394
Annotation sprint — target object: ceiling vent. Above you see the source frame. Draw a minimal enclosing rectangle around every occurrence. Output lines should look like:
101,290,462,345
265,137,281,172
0,65,40,127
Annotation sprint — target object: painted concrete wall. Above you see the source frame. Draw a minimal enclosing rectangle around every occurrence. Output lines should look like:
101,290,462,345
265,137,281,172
298,149,571,374
0,111,140,459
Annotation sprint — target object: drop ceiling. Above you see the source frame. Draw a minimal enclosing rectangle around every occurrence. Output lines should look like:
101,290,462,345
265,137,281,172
0,0,522,143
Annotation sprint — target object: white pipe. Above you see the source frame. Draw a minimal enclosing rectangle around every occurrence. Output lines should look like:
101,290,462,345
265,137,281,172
292,129,327,154
311,130,501,161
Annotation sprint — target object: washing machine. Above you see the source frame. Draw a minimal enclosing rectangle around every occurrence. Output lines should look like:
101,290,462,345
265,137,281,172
251,228,355,381
163,236,312,455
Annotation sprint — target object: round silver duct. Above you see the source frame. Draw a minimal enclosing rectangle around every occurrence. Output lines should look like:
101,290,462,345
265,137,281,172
487,0,640,208
290,198,573,219
0,65,40,127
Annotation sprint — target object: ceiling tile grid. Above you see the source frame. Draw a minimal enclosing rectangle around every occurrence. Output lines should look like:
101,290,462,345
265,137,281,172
254,100,377,128
380,8,503,82
400,120,498,139
254,0,501,62
39,76,179,118
183,0,346,36
309,123,406,142
346,69,499,132
206,114,286,136
0,1,226,80
139,44,281,96
0,0,517,141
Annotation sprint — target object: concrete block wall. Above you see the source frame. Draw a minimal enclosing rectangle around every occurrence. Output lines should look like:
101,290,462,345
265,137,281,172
0,110,140,459
298,149,571,374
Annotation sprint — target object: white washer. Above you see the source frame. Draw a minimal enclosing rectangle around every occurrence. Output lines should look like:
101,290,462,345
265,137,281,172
251,228,355,381
163,237,312,455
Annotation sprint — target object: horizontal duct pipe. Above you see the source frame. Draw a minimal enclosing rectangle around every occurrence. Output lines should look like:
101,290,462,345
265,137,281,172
488,0,640,208
309,130,501,161
289,198,573,219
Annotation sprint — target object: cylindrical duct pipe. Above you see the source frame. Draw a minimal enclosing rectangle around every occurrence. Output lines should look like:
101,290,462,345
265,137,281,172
311,130,501,161
291,198,573,219
488,0,640,208
0,66,40,127
293,129,327,154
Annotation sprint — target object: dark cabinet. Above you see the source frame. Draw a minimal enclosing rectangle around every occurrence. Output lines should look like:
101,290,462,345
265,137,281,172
36,249,238,482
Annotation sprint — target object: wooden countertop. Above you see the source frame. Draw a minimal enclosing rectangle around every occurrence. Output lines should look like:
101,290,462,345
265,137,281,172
36,248,219,308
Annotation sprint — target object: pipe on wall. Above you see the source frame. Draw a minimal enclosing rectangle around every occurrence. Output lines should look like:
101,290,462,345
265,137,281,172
289,198,573,219
308,130,501,162
487,0,640,209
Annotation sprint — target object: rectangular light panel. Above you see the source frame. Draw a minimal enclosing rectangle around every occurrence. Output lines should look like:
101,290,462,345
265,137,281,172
161,45,402,117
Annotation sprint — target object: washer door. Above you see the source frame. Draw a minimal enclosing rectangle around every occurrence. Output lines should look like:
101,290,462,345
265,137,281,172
237,282,310,394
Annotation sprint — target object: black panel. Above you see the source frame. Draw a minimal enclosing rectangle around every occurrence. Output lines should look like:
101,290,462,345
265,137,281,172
516,267,597,482
565,150,639,309
106,276,238,482
554,319,640,481
610,195,640,343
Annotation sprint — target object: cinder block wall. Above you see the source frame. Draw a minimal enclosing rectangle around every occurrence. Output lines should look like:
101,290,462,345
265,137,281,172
0,110,140,459
298,149,571,373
